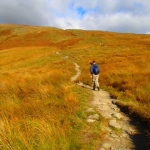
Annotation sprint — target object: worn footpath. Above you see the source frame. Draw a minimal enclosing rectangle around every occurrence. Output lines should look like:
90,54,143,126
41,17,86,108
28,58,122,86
72,62,149,150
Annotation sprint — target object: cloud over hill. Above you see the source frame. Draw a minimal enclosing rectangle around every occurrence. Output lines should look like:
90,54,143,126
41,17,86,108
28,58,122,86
0,0,150,34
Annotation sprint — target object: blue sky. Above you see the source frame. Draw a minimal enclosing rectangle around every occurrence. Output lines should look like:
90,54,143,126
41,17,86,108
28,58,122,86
0,0,150,34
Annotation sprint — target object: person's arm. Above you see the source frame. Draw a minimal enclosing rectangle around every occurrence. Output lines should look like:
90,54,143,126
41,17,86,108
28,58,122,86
90,65,93,74
90,66,94,79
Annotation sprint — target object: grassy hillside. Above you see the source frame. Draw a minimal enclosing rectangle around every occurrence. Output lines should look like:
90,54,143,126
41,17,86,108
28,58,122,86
0,24,150,149
62,29,150,123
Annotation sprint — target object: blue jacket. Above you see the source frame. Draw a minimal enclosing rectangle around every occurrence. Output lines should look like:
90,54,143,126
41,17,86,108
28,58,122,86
90,64,100,74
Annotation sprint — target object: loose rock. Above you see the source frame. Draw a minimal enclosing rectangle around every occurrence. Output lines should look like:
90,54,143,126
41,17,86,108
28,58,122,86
87,114,99,120
86,108,95,113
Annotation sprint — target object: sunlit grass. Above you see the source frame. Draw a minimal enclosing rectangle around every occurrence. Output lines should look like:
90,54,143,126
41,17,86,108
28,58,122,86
0,24,150,149
60,30,150,124
72,34,150,124
0,45,94,149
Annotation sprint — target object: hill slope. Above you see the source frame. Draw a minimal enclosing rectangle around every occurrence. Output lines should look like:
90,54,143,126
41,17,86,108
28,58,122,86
0,24,150,149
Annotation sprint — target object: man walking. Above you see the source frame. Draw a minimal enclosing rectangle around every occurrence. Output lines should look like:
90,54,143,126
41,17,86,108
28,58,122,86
90,61,100,91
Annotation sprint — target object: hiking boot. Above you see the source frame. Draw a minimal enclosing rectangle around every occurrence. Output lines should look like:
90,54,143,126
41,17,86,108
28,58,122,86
97,87,100,91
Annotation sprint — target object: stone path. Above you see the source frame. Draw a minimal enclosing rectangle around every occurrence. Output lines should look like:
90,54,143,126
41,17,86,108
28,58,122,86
72,63,149,150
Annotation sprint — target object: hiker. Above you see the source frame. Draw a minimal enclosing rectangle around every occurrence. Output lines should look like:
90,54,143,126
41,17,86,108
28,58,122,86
90,61,100,91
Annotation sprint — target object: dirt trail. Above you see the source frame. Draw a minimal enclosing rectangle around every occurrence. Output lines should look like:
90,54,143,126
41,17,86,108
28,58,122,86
72,62,149,150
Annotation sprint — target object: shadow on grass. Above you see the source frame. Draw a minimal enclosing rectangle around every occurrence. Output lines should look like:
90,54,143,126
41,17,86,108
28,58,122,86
115,103,150,150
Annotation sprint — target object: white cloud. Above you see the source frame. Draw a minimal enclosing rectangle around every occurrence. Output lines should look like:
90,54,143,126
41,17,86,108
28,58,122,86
49,0,71,14
0,0,150,33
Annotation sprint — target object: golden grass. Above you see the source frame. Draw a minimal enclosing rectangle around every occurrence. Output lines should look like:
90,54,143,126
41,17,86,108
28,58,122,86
70,32,150,124
58,30,150,125
0,24,150,149
0,44,92,149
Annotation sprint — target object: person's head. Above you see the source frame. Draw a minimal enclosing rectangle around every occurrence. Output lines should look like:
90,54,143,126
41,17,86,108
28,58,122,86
92,61,95,64
90,60,96,65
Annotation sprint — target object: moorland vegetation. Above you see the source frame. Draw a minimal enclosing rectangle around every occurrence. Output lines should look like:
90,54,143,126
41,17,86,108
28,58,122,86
0,24,150,149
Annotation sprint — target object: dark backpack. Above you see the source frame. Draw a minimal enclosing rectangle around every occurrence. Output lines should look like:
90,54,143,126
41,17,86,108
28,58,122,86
93,64,100,75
